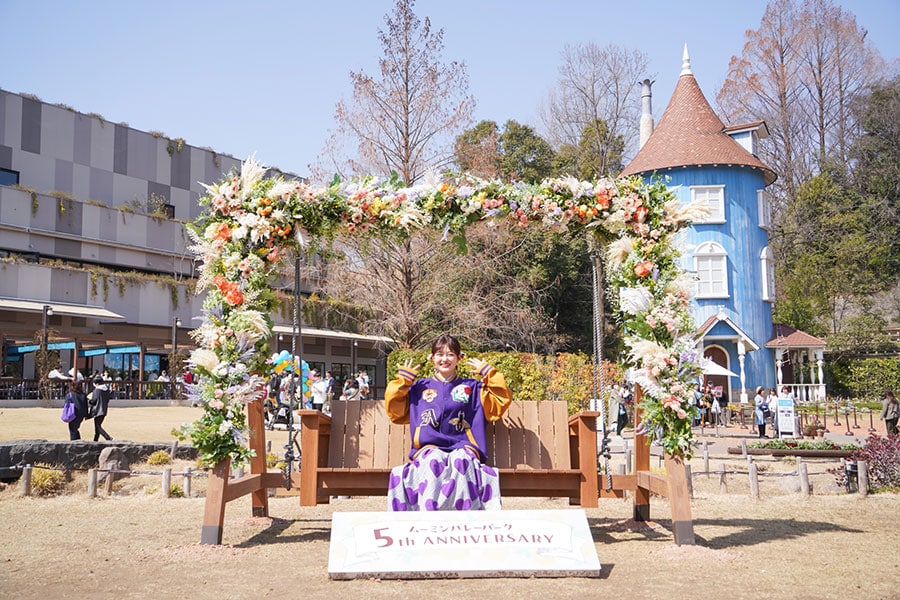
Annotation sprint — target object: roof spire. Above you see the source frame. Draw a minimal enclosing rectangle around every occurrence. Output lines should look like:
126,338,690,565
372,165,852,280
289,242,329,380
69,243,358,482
680,44,692,76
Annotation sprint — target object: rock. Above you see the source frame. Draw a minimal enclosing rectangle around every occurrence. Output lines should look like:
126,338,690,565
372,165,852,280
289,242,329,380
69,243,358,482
98,447,129,485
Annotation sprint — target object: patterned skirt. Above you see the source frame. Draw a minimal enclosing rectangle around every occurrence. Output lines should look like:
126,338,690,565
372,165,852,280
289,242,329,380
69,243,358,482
387,446,502,511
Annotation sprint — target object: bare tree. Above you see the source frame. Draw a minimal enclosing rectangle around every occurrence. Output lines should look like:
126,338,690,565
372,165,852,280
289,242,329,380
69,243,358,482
717,0,885,204
321,0,474,184
540,43,649,177
322,225,556,351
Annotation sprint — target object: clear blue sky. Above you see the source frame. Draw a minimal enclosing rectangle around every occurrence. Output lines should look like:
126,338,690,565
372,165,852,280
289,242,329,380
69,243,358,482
2,1,897,179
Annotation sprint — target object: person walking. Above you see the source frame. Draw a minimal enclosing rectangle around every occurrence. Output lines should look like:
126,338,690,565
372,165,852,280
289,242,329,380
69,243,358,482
89,376,114,441
754,386,770,439
65,380,89,440
880,389,899,435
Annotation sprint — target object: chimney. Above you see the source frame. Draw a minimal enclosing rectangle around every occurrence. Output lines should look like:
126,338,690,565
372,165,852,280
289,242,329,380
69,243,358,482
639,78,654,149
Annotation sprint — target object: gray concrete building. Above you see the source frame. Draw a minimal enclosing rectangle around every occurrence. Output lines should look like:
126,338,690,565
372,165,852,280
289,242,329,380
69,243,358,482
0,89,388,402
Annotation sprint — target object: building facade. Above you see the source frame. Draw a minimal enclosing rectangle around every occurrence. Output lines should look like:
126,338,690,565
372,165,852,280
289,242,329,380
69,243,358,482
621,49,826,402
0,89,388,401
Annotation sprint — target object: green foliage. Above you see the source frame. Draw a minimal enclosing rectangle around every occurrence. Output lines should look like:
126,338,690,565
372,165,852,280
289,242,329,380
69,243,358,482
846,358,900,399
749,439,858,451
168,484,185,498
146,450,172,466
553,118,625,179
30,464,67,496
454,120,555,183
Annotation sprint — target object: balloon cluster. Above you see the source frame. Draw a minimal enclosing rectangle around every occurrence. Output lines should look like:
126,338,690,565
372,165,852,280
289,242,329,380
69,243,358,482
269,350,313,403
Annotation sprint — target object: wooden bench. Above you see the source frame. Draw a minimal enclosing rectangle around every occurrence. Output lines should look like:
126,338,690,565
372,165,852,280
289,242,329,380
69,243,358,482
201,389,693,546
296,399,603,507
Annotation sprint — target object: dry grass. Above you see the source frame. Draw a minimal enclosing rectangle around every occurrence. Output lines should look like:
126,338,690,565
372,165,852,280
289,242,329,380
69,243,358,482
1,407,898,599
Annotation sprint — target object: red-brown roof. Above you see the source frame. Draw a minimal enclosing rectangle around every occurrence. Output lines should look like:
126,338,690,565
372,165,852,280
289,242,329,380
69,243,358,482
620,73,776,185
765,323,827,349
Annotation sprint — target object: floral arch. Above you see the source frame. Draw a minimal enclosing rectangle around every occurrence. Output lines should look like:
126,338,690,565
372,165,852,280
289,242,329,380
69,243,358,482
179,157,709,464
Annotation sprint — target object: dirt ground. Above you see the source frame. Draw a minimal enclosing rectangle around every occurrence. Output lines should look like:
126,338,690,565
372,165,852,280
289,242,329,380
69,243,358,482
1,408,898,599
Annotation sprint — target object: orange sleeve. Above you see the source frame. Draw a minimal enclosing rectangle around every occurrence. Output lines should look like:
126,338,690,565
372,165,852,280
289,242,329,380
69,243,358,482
477,364,512,423
384,366,417,424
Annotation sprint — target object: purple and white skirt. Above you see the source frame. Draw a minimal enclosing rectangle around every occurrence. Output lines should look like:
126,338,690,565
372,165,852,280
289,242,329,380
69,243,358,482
387,446,502,511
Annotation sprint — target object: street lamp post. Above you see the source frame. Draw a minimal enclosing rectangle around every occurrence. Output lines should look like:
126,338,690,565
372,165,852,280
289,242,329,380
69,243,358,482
171,316,182,399
41,304,53,352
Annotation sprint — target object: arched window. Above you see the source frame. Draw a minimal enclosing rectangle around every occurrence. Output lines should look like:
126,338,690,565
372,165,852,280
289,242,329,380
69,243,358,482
694,241,728,298
760,246,776,302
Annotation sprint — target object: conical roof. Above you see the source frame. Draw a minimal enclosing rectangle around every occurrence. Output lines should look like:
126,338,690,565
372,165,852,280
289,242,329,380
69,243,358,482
620,56,776,185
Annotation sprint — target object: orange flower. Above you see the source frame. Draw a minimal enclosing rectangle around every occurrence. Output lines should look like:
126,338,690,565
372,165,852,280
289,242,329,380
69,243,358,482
633,260,654,278
634,205,649,223
595,189,610,210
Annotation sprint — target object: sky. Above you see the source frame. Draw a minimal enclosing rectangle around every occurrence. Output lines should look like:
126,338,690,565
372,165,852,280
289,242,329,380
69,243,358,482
2,1,898,180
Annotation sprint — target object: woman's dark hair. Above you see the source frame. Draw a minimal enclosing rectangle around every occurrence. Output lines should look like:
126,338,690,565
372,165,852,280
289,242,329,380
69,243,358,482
70,380,84,393
431,334,462,357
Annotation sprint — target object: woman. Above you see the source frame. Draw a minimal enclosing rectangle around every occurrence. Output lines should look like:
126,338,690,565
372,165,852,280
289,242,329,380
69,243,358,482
89,376,113,441
385,334,512,511
754,386,769,439
65,380,89,440
880,390,899,435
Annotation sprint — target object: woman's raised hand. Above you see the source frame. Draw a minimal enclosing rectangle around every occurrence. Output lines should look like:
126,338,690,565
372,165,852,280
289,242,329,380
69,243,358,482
465,357,489,374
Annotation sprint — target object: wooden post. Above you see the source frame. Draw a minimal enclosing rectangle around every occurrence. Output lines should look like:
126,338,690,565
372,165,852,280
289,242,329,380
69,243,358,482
749,462,759,499
201,458,230,545
183,466,192,498
664,454,695,545
798,461,810,496
617,464,627,500
719,462,727,494
741,439,748,457
162,467,172,498
105,470,115,495
684,463,693,499
624,449,632,474
703,447,710,478
248,398,269,517
170,440,179,459
87,468,97,497
632,386,651,522
20,465,32,497
858,460,868,497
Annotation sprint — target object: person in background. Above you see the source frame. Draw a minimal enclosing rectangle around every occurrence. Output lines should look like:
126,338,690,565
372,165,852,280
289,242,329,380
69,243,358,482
341,379,363,401
65,380,90,440
880,389,899,435
754,386,770,439
89,376,113,441
384,334,512,511
323,370,335,413
357,369,371,400
310,370,328,411
614,384,629,437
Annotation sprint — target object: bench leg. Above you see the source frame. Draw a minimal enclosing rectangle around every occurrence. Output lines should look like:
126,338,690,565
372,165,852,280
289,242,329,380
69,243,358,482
664,454,695,545
200,459,230,545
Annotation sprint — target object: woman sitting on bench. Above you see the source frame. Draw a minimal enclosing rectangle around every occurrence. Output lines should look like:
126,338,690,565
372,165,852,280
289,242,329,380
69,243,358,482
385,334,512,511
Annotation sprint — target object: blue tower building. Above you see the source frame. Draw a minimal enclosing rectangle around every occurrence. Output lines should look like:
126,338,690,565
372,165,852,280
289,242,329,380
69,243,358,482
622,48,826,404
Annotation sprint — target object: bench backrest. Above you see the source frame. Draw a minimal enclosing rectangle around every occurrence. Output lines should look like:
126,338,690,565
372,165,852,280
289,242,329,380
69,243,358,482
326,400,572,470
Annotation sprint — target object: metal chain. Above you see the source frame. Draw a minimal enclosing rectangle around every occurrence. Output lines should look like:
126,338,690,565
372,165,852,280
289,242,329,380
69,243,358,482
590,236,612,492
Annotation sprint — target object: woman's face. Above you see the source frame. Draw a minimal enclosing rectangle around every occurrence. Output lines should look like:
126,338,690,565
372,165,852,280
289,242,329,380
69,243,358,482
430,346,461,379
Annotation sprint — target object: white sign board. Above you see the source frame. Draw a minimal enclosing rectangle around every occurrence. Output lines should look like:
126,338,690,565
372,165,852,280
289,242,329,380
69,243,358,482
777,398,796,436
328,509,601,579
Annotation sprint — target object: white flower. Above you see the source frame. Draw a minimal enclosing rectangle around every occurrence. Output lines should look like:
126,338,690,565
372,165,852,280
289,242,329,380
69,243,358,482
606,237,634,270
239,155,266,198
190,348,219,372
619,287,653,315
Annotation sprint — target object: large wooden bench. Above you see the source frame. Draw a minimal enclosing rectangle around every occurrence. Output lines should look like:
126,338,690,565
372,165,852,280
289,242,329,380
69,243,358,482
201,388,693,546
296,399,603,507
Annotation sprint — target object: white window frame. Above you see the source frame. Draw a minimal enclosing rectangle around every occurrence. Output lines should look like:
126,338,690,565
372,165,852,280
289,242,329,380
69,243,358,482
760,246,776,302
690,185,725,224
694,241,729,298
757,189,772,230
